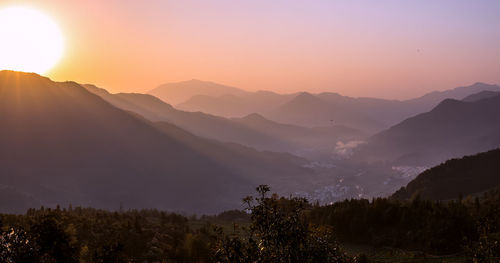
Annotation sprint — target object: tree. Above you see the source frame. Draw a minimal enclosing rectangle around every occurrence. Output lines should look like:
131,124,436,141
0,227,39,263
214,185,353,263
28,214,80,263
467,202,500,263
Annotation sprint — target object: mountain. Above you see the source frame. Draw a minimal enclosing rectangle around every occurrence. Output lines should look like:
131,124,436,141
86,85,365,159
315,93,414,127
392,149,500,200
148,79,250,106
232,113,366,158
176,90,296,118
266,92,384,132
176,94,251,117
405,82,500,109
353,94,500,166
270,83,500,131
462,90,500,102
150,121,315,193
172,82,500,133
0,71,316,214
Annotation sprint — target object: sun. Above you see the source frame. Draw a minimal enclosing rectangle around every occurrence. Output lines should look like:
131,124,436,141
0,6,64,74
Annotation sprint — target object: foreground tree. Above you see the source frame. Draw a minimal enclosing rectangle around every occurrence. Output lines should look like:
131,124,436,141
0,227,39,263
467,200,500,263
0,214,79,263
214,185,353,263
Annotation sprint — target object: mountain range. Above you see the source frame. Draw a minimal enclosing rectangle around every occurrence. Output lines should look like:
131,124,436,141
353,93,500,166
0,71,317,214
87,85,364,159
2,70,500,214
153,81,500,134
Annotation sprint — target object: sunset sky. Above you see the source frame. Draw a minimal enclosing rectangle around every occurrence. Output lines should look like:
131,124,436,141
2,0,500,99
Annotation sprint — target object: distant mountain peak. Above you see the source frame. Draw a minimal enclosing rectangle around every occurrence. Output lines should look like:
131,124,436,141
185,79,212,84
148,79,249,105
241,113,268,122
470,82,496,87
280,92,327,110
290,92,321,103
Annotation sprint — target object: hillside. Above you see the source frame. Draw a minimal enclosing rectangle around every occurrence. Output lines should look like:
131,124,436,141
148,79,250,106
0,71,315,214
232,113,366,158
392,149,500,200
406,82,500,108
86,85,365,158
266,92,385,132
173,82,500,133
353,94,500,166
176,90,296,118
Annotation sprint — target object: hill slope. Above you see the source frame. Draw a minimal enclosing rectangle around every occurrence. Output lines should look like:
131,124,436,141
462,90,500,102
406,82,500,108
173,82,500,133
0,71,314,213
354,94,500,166
148,79,250,106
86,85,364,158
392,149,500,200
176,90,297,118
266,92,384,132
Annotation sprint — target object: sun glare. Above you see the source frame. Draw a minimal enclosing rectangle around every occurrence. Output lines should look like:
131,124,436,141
0,6,64,74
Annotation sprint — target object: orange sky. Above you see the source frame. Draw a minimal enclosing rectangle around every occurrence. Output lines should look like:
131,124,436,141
2,0,500,99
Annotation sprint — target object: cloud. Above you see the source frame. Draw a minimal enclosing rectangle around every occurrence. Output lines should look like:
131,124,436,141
333,140,365,158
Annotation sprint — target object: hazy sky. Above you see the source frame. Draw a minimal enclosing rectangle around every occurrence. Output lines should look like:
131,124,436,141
3,0,500,99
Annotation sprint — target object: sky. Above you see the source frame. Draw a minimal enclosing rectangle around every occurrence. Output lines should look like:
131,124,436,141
2,0,500,99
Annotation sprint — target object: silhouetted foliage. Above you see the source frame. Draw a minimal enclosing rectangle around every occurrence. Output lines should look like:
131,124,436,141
466,191,500,262
0,207,212,262
309,197,478,254
0,189,498,262
213,185,353,263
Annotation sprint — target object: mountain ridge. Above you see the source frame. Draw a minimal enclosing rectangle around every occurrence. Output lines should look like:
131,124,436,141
148,79,250,106
0,71,319,214
353,94,500,166
87,85,365,159
392,149,500,200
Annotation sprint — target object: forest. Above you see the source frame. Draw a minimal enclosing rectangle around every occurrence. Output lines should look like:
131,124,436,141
1,186,499,263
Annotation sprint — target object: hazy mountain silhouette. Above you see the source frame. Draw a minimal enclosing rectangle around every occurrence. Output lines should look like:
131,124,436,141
405,82,500,109
177,94,251,117
268,83,500,132
151,121,315,193
176,90,297,118
392,149,500,200
353,94,500,166
0,71,316,214
232,113,366,158
462,90,500,102
315,93,416,128
148,79,250,106
266,92,385,132
86,85,364,158
170,82,500,134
